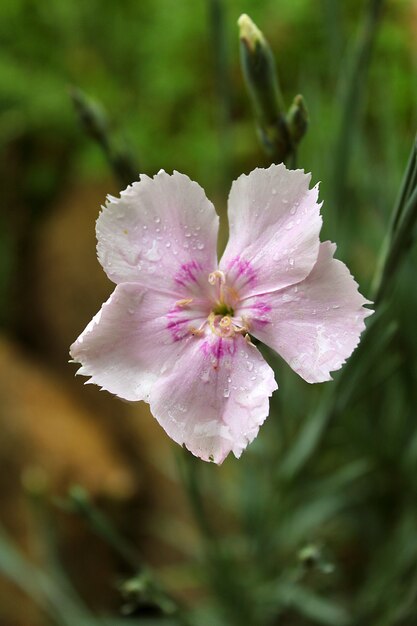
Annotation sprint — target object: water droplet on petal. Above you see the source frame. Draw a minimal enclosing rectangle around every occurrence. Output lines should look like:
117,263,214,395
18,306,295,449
145,240,161,262
197,241,204,250
223,388,230,398
290,206,297,215
200,370,210,383
271,188,277,195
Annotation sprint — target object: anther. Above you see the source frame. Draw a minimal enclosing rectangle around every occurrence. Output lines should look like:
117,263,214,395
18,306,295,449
208,270,225,285
175,298,193,308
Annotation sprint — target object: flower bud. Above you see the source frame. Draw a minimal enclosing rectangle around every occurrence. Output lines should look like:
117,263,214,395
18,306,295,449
238,13,290,161
287,94,309,145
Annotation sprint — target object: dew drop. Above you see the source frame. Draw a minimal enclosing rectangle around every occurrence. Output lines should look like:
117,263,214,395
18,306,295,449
246,361,254,371
285,221,294,230
271,188,277,195
145,240,161,262
154,217,161,223
290,206,297,215
223,388,230,398
289,258,295,267
197,241,205,250
166,242,171,248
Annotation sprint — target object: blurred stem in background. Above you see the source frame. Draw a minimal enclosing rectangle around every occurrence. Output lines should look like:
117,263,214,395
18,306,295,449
322,0,343,78
331,0,385,230
179,451,260,626
70,88,138,189
238,14,308,166
208,0,233,187
372,135,417,304
281,131,417,480
64,486,180,619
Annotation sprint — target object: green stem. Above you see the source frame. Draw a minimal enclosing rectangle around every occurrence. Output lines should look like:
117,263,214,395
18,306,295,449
373,184,417,305
178,450,215,544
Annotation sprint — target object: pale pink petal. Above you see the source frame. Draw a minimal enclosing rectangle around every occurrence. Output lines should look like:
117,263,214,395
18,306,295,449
97,170,219,294
149,333,277,463
220,164,322,298
70,283,207,401
239,242,373,383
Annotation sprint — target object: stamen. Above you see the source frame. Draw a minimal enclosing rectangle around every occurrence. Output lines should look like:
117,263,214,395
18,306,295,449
208,270,226,305
208,312,217,335
208,270,225,285
245,333,256,346
175,298,193,308
219,316,232,329
190,326,204,336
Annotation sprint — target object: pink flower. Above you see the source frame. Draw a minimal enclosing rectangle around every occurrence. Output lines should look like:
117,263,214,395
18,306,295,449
70,165,372,463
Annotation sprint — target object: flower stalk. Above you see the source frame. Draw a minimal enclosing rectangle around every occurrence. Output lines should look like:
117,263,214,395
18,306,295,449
238,14,308,164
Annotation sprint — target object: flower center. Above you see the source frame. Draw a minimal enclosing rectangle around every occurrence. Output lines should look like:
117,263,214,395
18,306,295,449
171,269,251,342
212,301,234,316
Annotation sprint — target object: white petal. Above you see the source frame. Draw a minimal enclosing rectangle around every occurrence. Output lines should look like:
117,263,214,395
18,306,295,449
149,333,277,463
220,164,322,298
97,170,219,295
240,242,373,383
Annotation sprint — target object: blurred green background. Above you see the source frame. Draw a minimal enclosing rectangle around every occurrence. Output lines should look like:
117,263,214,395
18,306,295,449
0,1,417,625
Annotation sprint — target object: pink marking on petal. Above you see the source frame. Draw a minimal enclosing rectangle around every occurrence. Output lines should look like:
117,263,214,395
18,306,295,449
220,164,322,298
200,336,237,364
174,260,203,288
228,256,257,282
248,299,272,327
166,300,206,342
69,284,191,402
149,333,277,463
